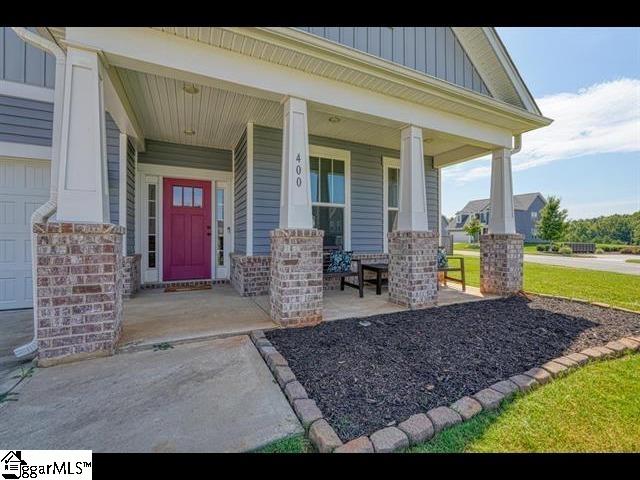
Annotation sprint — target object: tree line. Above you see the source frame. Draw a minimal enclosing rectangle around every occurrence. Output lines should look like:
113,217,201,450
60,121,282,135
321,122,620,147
537,196,640,245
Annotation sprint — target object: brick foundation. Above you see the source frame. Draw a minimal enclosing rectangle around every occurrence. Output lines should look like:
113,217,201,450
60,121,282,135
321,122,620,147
230,253,271,296
34,222,125,366
269,228,323,327
122,254,141,298
480,233,524,295
387,230,438,309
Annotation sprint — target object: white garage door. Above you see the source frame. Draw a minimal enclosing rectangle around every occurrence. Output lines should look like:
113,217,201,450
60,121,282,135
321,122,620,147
0,157,50,310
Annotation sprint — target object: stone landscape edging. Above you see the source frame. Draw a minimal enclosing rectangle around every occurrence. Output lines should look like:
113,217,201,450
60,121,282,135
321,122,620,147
250,329,640,453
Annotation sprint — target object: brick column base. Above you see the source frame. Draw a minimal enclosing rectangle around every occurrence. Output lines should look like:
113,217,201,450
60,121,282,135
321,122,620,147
230,254,271,297
480,233,524,295
34,222,125,366
269,228,323,327
388,230,438,309
122,254,141,298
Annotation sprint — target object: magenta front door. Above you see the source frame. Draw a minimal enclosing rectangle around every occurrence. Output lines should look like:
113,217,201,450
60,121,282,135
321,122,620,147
163,178,212,281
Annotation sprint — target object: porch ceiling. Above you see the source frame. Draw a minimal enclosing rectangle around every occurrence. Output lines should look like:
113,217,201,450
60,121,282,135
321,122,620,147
116,67,470,156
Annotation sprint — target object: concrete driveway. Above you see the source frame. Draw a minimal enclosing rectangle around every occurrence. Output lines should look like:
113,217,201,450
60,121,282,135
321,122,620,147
454,250,640,276
0,334,301,452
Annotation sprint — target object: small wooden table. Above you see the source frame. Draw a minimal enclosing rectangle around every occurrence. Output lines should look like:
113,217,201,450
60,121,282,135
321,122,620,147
361,263,388,295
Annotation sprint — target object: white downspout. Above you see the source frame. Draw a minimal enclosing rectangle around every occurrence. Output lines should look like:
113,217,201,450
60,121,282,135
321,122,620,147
11,28,66,358
512,134,522,154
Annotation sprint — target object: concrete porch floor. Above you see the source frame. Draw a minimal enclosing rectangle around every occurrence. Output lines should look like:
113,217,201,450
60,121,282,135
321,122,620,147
252,282,499,322
121,282,499,348
122,283,400,348
119,284,276,350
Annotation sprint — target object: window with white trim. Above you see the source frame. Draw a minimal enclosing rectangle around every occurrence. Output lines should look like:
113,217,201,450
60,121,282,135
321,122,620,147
310,156,346,248
383,157,401,252
147,184,157,268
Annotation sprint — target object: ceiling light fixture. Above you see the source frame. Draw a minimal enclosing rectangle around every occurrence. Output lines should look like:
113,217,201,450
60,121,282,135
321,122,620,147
424,138,434,144
328,116,341,123
184,129,196,136
183,84,200,95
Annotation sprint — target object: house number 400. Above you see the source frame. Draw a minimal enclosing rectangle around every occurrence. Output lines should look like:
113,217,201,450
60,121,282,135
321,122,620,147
295,153,302,187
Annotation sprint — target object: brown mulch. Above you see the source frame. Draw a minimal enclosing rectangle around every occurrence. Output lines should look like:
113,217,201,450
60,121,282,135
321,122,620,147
265,295,640,442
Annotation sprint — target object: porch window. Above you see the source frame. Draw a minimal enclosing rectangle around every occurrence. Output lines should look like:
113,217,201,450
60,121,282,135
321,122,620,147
216,188,224,267
310,156,346,248
147,184,157,268
383,157,401,252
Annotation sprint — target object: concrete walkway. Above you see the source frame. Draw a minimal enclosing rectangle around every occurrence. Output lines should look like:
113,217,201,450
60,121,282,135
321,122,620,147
0,336,302,452
454,250,640,276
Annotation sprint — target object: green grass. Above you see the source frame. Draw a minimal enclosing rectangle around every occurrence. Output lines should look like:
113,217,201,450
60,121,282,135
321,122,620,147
254,434,313,453
626,259,640,264
407,353,640,452
447,255,640,311
453,242,480,250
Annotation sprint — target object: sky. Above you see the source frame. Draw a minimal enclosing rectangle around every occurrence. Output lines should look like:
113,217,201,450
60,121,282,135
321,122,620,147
441,27,640,220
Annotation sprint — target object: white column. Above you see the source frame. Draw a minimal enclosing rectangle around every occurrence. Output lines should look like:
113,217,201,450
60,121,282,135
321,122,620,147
488,148,516,234
56,47,110,223
279,97,312,229
397,125,429,231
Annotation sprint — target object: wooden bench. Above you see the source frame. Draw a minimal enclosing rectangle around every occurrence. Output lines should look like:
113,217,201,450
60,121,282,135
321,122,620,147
322,247,364,298
438,255,466,291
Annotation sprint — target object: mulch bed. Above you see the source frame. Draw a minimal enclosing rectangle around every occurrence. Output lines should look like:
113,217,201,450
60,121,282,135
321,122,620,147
265,295,640,442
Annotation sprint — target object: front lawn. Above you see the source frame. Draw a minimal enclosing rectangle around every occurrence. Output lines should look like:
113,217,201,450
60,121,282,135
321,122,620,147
626,259,640,264
407,353,640,452
447,256,640,312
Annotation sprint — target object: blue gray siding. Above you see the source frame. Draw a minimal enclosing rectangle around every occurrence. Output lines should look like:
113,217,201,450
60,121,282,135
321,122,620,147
137,140,232,171
297,27,490,96
515,196,546,242
0,94,53,146
106,113,120,225
233,130,248,255
250,125,439,255
125,138,136,255
0,27,55,88
106,113,137,254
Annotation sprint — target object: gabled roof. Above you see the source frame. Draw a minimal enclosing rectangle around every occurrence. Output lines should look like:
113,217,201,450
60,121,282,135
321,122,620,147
452,28,542,116
457,192,546,215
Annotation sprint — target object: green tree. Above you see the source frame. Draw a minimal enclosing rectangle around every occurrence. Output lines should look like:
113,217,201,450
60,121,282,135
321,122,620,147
537,196,568,242
464,216,483,243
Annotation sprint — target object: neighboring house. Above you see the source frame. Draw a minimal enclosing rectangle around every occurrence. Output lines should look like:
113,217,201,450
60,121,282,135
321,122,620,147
448,192,547,243
0,27,550,364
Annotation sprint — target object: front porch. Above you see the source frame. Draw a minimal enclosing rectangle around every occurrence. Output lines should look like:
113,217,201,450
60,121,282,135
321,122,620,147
118,282,497,349
24,27,551,366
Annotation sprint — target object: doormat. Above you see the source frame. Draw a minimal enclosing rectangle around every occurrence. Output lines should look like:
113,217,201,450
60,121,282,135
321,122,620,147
164,284,212,293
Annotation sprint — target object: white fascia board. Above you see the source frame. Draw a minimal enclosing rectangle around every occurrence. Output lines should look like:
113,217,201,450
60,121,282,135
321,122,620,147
0,141,52,160
0,79,54,103
65,27,515,149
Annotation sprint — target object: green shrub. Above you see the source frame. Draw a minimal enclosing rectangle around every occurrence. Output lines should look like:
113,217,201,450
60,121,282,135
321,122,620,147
550,243,560,252
600,245,623,252
536,245,548,252
620,246,640,254
595,248,605,254
558,246,573,255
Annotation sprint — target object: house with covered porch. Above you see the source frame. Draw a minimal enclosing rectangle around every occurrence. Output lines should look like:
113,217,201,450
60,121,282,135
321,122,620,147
0,27,551,365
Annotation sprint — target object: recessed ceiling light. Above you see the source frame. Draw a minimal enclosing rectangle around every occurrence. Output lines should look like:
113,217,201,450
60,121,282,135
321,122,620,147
184,129,196,136
424,138,434,144
183,84,200,95
328,116,341,123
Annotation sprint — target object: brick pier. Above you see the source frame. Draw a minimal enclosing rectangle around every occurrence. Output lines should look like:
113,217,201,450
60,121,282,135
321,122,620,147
269,228,323,327
387,230,438,309
480,233,524,295
34,222,125,366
